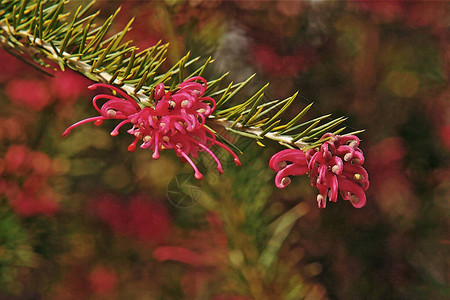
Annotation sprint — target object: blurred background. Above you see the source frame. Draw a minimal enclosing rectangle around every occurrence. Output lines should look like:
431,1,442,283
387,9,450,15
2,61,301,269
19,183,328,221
0,0,448,299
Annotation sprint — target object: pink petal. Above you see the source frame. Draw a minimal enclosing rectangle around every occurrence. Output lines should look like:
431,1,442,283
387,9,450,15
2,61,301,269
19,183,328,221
308,151,325,171
336,145,355,161
338,177,367,208
338,134,360,147
351,149,365,165
327,173,338,202
269,149,307,171
329,156,344,175
274,164,309,188
342,163,369,190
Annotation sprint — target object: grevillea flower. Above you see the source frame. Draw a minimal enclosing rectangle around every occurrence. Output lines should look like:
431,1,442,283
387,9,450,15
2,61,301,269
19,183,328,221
62,77,240,179
269,133,369,208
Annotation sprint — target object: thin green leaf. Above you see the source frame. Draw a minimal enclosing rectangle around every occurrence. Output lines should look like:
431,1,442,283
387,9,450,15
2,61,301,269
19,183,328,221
241,92,266,126
246,105,265,126
11,4,17,29
37,1,43,41
226,127,263,140
240,82,269,125
108,68,122,84
277,103,314,134
93,36,117,69
215,73,255,108
333,127,346,135
114,17,134,50
59,26,73,54
78,0,96,18
79,13,98,53
134,69,149,93
342,129,365,136
292,120,320,142
43,0,64,38
229,115,243,129
253,98,287,122
83,7,120,55
120,47,136,80
280,114,332,135
260,119,281,137
28,0,41,32
72,9,99,28
265,91,298,125
301,117,347,141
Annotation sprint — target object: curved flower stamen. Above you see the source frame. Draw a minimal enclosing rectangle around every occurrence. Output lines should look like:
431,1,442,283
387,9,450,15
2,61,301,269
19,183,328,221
176,148,203,180
207,138,241,167
196,143,224,174
61,116,105,137
110,119,132,136
89,83,141,110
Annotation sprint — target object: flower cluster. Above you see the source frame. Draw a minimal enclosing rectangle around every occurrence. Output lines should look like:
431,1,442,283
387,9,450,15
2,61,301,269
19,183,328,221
62,77,240,179
269,133,369,208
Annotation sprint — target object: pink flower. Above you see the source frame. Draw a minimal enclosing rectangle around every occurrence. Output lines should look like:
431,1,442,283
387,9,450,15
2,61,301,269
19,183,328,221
62,77,240,179
269,133,369,208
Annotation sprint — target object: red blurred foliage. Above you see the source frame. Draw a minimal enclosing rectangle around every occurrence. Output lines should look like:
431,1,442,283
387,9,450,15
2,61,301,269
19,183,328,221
153,212,228,267
440,125,450,151
366,136,407,189
0,49,89,218
5,79,52,112
153,212,231,297
212,295,252,300
115,2,168,49
0,48,90,115
50,265,117,299
0,145,60,216
0,115,29,141
368,137,406,172
0,49,22,81
351,0,404,23
92,194,171,245
88,265,118,296
251,44,313,78
367,137,419,223
352,0,449,32
51,70,90,103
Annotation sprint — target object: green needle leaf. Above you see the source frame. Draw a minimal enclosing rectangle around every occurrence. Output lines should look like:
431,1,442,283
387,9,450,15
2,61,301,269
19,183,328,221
215,73,255,108
277,102,313,134
292,120,320,142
